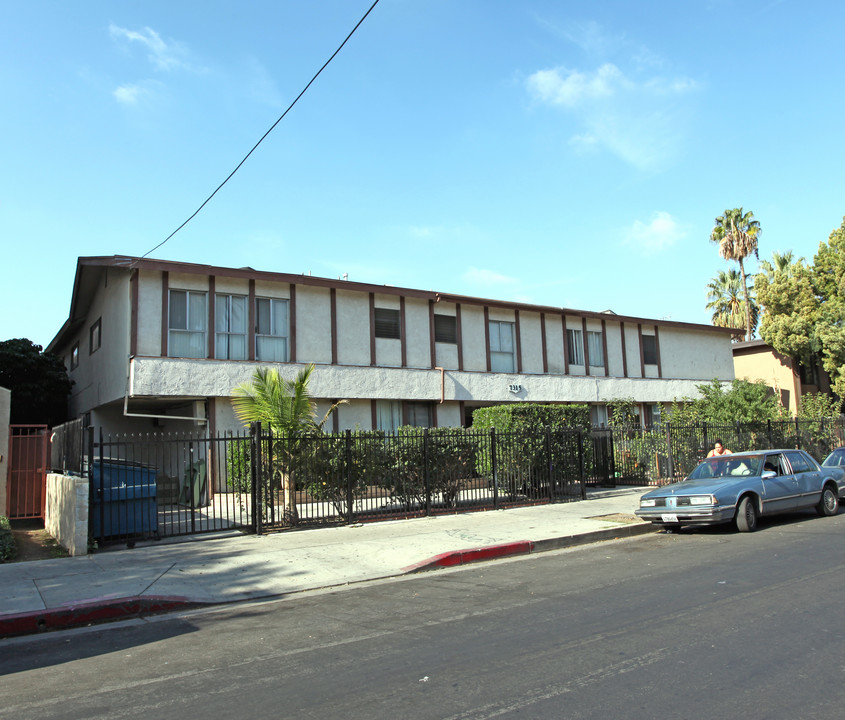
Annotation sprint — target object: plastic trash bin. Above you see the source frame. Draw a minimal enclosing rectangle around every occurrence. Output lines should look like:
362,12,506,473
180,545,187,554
91,460,158,538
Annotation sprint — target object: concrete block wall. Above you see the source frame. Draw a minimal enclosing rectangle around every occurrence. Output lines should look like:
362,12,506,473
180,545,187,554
45,473,89,556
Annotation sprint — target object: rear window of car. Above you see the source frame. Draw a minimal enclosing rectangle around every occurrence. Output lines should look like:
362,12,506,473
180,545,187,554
785,451,813,473
823,450,845,467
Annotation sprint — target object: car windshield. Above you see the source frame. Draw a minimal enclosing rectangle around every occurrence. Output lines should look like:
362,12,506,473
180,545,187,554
822,451,844,467
689,455,764,480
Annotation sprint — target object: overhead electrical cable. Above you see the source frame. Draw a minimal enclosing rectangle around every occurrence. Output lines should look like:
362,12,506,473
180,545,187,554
134,0,381,265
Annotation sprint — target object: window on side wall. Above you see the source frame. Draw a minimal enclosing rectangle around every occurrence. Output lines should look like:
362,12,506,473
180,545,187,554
256,297,289,362
489,320,515,372
642,335,658,365
587,331,603,367
374,308,401,339
89,318,102,354
434,314,457,343
169,289,208,358
70,342,79,370
215,294,247,360
567,328,584,366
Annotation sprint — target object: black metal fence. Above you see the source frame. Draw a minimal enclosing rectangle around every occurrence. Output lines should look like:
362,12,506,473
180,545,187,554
47,416,845,546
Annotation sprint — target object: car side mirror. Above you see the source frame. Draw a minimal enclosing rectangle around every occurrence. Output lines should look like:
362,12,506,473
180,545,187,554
761,470,776,479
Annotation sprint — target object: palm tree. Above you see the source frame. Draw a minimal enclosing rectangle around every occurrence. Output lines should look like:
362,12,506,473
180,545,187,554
758,250,801,282
710,207,761,341
706,268,757,340
232,364,344,523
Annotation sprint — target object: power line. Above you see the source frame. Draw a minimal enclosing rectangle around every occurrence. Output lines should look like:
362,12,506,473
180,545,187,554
135,0,382,265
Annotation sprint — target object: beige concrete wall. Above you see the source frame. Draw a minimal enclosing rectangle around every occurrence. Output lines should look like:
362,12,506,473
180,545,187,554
45,473,89,556
734,350,799,415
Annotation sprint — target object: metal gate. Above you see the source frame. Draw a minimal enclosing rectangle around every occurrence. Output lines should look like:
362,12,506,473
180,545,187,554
6,425,49,519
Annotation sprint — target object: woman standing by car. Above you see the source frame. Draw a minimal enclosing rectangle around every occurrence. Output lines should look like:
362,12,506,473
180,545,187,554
707,439,732,457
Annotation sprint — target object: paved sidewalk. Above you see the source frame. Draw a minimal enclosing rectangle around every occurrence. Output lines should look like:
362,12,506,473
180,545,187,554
0,487,652,638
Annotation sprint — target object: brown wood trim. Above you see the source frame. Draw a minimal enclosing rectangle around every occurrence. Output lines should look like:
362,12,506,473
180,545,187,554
562,315,570,375
638,323,645,377
601,319,609,376
456,303,464,371
369,293,376,366
620,321,628,378
400,295,407,368
484,307,491,372
289,284,296,363
428,300,436,369
515,310,522,373
129,269,138,358
248,279,256,361
540,313,548,374
370,399,377,430
330,288,338,365
160,271,169,356
654,325,663,378
459,400,466,427
582,317,590,376
208,275,216,359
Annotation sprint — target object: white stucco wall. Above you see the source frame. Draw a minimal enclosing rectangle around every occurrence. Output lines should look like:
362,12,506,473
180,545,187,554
63,269,132,418
405,297,431,369
519,312,544,374
45,473,88,556
137,269,163,356
336,289,370,366
296,285,332,363
460,306,488,372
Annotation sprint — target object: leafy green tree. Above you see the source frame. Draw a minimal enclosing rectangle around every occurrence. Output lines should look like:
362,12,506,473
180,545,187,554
666,379,784,425
231,364,345,523
757,250,802,282
0,338,72,427
710,208,762,341
706,268,757,340
756,218,845,400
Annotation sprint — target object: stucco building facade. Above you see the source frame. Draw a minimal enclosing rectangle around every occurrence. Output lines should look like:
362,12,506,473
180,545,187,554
48,256,736,435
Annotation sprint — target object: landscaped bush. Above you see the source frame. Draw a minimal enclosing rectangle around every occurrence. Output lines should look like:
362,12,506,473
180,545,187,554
0,516,15,563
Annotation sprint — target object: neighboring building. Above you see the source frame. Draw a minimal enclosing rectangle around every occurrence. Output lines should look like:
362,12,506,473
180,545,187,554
733,339,834,416
47,256,736,436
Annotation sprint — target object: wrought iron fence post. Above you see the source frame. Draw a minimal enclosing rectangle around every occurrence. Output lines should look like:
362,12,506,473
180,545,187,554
87,425,96,547
767,419,773,447
423,428,432,516
97,427,105,545
250,422,262,535
345,429,354,524
795,417,801,449
546,426,555,501
578,428,587,500
665,422,675,481
491,427,499,510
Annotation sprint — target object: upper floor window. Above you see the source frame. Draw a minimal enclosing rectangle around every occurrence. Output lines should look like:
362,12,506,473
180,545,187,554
70,342,79,370
256,297,289,362
215,294,247,360
374,308,401,339
89,318,102,354
587,330,604,367
567,328,584,366
489,320,515,373
642,335,658,365
434,314,457,343
169,289,207,358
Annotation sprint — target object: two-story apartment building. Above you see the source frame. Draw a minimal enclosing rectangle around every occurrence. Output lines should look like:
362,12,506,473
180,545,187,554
47,256,736,435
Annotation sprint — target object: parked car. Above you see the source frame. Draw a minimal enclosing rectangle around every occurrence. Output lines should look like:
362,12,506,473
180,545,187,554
635,449,845,533
822,447,845,470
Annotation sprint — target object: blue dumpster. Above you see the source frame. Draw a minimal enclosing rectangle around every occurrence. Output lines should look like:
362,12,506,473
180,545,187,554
91,460,158,538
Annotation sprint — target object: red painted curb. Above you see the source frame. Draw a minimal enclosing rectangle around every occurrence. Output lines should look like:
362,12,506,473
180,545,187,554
402,540,534,573
0,596,200,639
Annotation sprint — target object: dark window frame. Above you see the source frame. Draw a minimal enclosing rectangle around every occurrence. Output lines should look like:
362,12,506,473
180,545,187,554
89,317,102,354
374,307,401,339
642,334,658,365
434,314,458,344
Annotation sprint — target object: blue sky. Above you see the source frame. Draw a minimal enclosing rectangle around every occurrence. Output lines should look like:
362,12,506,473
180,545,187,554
2,0,844,349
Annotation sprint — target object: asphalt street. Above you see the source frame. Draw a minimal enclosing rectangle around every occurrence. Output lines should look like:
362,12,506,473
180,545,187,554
3,507,845,719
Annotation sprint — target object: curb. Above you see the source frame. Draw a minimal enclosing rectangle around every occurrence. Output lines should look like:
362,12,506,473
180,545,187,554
0,596,203,639
403,522,657,573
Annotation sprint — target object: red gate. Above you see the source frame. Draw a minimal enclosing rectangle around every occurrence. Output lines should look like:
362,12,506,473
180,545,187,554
6,425,49,519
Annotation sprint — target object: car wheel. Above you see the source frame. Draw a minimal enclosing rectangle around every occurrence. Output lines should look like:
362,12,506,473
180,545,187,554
735,496,757,532
817,485,839,517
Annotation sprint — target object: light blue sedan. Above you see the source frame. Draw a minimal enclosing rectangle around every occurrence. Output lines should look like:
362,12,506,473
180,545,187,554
635,449,845,532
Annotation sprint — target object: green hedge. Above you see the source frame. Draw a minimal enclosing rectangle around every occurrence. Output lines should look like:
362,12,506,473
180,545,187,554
0,516,14,563
471,403,590,431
